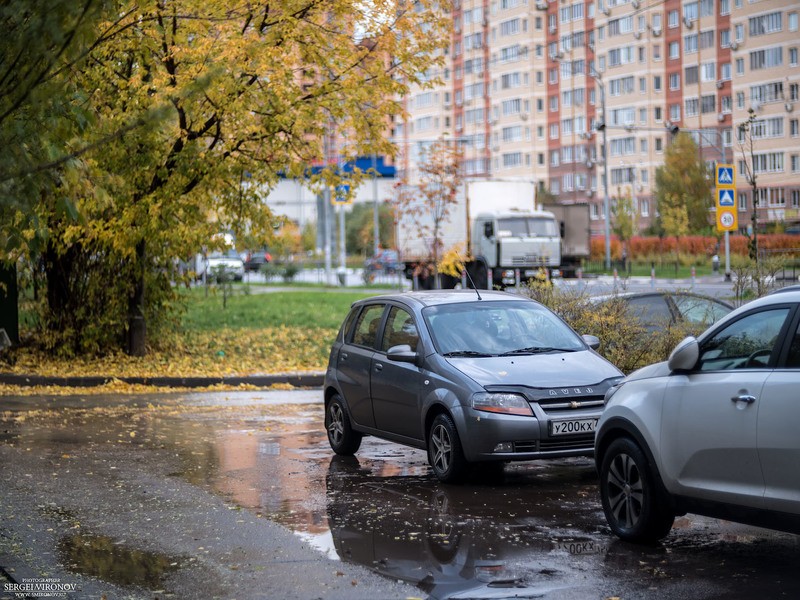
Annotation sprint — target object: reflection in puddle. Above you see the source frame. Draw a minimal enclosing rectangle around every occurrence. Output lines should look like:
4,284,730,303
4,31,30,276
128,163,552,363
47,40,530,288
58,533,180,590
323,455,597,600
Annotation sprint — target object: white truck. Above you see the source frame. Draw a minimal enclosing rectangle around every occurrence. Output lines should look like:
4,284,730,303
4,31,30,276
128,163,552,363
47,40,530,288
397,180,581,289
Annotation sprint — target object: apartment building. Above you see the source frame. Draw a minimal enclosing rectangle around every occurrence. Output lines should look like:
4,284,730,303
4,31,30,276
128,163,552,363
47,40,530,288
397,0,800,237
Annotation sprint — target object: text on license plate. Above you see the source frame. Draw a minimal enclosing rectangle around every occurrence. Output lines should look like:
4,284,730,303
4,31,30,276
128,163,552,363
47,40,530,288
550,418,598,436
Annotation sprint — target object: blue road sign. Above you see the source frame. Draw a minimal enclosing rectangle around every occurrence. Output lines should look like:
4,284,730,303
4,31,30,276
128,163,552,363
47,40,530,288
718,188,735,207
717,165,734,186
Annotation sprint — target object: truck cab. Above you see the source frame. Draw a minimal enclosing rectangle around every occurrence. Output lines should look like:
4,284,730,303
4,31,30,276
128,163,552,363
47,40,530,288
472,210,562,287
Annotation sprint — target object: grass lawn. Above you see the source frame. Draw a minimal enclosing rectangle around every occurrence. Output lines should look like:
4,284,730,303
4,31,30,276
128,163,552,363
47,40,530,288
179,288,375,330
5,289,379,384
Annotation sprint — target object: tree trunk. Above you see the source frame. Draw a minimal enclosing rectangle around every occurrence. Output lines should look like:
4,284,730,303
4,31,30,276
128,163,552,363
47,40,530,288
0,263,19,345
127,238,147,356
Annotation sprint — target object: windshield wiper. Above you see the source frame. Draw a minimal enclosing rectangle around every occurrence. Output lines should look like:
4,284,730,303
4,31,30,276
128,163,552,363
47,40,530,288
500,346,579,356
442,350,495,358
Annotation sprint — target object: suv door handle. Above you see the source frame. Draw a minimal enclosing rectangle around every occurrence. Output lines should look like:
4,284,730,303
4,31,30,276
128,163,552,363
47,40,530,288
375,363,383,372
731,393,756,404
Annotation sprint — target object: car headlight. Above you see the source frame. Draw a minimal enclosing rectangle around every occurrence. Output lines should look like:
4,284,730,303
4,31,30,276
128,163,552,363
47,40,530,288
471,392,533,416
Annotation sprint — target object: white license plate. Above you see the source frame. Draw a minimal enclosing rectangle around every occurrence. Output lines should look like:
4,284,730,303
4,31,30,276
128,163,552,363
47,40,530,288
550,418,598,436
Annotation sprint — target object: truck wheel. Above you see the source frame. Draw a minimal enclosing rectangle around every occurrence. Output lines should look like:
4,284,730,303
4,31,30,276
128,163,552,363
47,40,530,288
471,262,488,290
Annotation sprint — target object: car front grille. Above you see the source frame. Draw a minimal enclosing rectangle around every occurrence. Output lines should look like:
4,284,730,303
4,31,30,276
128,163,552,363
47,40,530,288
535,396,605,414
513,435,594,453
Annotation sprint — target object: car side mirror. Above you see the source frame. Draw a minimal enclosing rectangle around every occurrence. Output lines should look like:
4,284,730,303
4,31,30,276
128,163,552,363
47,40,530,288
386,344,418,364
582,334,601,350
668,336,699,371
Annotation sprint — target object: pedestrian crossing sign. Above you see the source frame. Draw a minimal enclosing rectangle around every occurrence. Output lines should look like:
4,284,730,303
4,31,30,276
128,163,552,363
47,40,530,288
716,165,735,187
718,188,735,207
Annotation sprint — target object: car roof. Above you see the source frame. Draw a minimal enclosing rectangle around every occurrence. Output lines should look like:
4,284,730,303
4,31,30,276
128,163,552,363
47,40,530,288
769,284,800,295
352,289,527,310
591,290,732,308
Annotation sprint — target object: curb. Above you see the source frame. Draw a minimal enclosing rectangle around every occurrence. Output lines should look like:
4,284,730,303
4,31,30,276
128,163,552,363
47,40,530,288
0,372,325,389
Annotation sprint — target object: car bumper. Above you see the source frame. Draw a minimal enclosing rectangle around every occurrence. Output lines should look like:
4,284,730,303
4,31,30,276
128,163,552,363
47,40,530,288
456,407,598,462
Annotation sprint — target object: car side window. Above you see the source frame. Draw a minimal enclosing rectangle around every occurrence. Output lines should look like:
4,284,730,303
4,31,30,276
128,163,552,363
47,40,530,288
627,295,672,325
783,320,800,368
697,308,790,371
380,307,419,352
352,304,385,348
674,296,730,324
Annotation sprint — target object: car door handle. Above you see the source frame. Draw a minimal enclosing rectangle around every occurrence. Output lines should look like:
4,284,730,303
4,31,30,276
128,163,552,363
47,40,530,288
731,393,756,404
375,363,383,372
340,352,348,361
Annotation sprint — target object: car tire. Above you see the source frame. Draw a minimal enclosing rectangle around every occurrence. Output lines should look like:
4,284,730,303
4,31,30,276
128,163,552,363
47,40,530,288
325,395,362,456
427,413,468,484
599,437,675,544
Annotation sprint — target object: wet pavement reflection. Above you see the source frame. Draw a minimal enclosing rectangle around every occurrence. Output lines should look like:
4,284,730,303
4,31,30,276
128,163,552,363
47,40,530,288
2,390,799,599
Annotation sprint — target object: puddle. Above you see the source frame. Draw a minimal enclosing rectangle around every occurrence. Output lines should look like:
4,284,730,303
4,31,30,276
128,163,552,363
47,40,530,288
5,391,800,600
58,533,180,590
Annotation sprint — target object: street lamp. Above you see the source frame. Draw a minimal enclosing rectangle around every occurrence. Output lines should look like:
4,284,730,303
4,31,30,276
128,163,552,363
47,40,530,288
591,69,612,271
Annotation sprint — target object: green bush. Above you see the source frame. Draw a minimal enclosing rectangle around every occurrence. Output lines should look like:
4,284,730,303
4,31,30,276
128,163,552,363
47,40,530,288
523,284,703,374
281,263,299,282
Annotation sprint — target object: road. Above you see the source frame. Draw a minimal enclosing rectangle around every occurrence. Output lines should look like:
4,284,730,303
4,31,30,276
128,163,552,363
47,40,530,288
2,390,798,600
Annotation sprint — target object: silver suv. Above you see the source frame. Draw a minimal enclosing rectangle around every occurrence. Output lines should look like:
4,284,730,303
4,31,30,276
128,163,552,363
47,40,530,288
324,290,623,483
595,290,800,543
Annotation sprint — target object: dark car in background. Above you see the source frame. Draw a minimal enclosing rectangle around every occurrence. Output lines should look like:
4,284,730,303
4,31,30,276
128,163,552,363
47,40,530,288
365,248,402,274
323,290,623,483
593,291,733,330
243,248,272,272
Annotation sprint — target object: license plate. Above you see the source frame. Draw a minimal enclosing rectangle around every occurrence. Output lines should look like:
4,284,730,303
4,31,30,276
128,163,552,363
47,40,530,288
550,418,598,436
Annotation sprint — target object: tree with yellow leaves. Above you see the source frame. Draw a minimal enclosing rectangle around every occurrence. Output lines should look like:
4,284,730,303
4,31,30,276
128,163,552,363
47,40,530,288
7,0,449,356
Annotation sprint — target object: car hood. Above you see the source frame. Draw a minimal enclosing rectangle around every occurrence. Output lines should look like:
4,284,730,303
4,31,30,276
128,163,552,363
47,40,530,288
622,360,671,383
446,350,621,388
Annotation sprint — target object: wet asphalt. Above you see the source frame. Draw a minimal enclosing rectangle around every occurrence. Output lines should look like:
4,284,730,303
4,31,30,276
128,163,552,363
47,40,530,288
1,389,799,600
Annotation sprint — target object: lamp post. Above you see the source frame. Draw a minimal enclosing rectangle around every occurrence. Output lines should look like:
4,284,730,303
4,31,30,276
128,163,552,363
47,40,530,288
591,71,612,271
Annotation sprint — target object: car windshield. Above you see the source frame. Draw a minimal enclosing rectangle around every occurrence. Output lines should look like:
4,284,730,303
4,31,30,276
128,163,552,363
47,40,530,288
497,217,558,237
423,300,584,357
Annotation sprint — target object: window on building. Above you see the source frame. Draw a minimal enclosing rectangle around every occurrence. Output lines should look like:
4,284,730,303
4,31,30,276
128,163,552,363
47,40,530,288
738,192,747,211
668,10,679,28
669,41,680,59
655,137,663,152
790,13,799,32
736,58,744,76
670,103,681,121
670,73,680,90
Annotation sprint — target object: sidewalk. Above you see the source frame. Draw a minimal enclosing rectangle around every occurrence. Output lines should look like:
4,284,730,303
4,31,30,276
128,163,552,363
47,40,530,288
0,370,326,389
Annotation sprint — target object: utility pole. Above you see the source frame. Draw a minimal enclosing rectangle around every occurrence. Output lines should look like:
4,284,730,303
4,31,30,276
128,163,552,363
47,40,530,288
592,71,612,271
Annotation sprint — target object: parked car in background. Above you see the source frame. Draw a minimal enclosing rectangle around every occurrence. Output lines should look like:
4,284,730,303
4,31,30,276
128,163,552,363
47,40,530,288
365,249,402,275
595,289,800,543
200,248,245,282
323,290,624,483
243,248,272,272
593,291,733,330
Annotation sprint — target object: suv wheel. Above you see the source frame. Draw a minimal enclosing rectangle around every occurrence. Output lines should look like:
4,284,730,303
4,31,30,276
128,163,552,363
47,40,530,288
325,395,362,455
427,413,468,483
599,437,675,543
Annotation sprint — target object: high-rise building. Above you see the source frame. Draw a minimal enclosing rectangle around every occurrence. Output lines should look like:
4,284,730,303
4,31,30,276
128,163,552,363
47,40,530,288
397,0,800,237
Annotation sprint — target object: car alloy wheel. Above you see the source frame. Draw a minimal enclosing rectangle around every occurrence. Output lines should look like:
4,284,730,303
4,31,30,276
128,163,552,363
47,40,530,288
599,437,674,543
427,413,467,483
325,395,362,455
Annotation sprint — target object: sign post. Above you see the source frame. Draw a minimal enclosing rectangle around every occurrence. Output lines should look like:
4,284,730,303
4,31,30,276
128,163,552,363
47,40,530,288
715,164,736,280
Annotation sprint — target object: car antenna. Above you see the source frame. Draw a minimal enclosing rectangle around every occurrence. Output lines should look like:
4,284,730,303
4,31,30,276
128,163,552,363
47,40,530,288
458,252,482,300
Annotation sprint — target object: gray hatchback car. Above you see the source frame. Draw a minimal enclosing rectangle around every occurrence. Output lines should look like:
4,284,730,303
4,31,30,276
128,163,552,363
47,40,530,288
323,290,623,482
